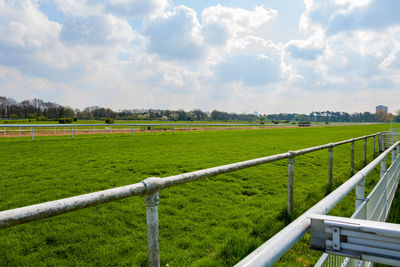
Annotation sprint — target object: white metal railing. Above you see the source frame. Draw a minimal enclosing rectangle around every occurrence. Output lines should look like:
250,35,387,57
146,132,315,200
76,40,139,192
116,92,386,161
0,123,367,140
236,136,400,267
314,131,400,267
0,123,291,140
0,132,390,266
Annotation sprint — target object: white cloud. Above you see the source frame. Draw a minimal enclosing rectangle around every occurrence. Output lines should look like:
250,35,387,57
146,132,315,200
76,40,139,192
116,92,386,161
60,14,135,46
286,44,323,60
201,5,277,47
53,0,103,18
0,0,60,49
215,45,282,86
303,0,400,35
143,5,204,61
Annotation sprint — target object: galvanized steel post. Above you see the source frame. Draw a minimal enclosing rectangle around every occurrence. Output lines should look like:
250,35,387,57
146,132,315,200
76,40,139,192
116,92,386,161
392,148,396,165
328,145,333,186
104,126,106,137
287,152,296,217
380,156,386,179
19,127,21,136
382,134,385,151
392,132,394,146
355,175,365,210
363,138,367,165
373,136,376,156
71,126,74,139
385,134,388,149
397,144,400,158
31,127,34,140
351,140,355,174
142,177,164,267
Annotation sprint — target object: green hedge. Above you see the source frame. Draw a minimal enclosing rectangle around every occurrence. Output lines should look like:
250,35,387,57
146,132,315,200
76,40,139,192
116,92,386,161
58,118,74,124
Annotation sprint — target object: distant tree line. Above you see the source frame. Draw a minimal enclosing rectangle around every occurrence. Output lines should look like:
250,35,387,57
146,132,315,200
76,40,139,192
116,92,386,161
0,96,75,120
0,96,398,123
265,111,395,123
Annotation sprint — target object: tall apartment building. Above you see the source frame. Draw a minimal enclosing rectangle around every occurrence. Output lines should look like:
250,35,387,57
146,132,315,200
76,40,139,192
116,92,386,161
376,105,388,114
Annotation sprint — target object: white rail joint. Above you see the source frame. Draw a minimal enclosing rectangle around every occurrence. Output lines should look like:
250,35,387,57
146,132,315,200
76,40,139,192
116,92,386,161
142,177,165,195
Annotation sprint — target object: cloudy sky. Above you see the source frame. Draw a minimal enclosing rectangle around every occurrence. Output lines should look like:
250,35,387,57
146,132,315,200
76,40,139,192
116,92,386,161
0,0,399,114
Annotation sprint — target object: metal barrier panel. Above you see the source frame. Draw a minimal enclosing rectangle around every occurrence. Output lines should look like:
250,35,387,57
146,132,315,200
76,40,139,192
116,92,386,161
315,143,400,267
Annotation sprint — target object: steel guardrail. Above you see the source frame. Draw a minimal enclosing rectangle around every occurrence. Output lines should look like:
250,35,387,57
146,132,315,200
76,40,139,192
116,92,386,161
235,140,400,267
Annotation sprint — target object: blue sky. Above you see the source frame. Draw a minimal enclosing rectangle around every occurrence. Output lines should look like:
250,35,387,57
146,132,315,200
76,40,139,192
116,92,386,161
0,0,399,114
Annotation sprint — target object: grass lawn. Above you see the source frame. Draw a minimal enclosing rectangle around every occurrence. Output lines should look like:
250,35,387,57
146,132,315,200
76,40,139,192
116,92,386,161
0,123,396,266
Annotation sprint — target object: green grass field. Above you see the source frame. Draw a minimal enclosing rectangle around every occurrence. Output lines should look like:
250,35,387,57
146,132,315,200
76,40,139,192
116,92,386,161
0,124,397,266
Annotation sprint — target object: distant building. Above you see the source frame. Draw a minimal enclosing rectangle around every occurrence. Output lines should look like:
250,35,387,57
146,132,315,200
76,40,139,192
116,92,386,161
376,105,388,114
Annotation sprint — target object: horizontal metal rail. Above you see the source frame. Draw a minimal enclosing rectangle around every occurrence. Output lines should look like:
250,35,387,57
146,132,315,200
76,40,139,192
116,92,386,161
235,140,400,267
0,123,297,140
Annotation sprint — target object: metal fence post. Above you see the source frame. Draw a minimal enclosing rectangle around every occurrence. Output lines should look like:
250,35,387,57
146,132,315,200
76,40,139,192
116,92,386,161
142,177,164,267
351,139,355,174
19,127,21,136
363,138,367,166
380,156,386,179
355,175,365,210
328,145,333,186
104,126,106,137
378,134,382,152
392,132,394,147
373,136,376,157
397,144,400,159
145,192,160,267
385,134,388,150
382,134,386,151
71,126,74,139
287,152,295,217
392,147,396,165
31,127,34,140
